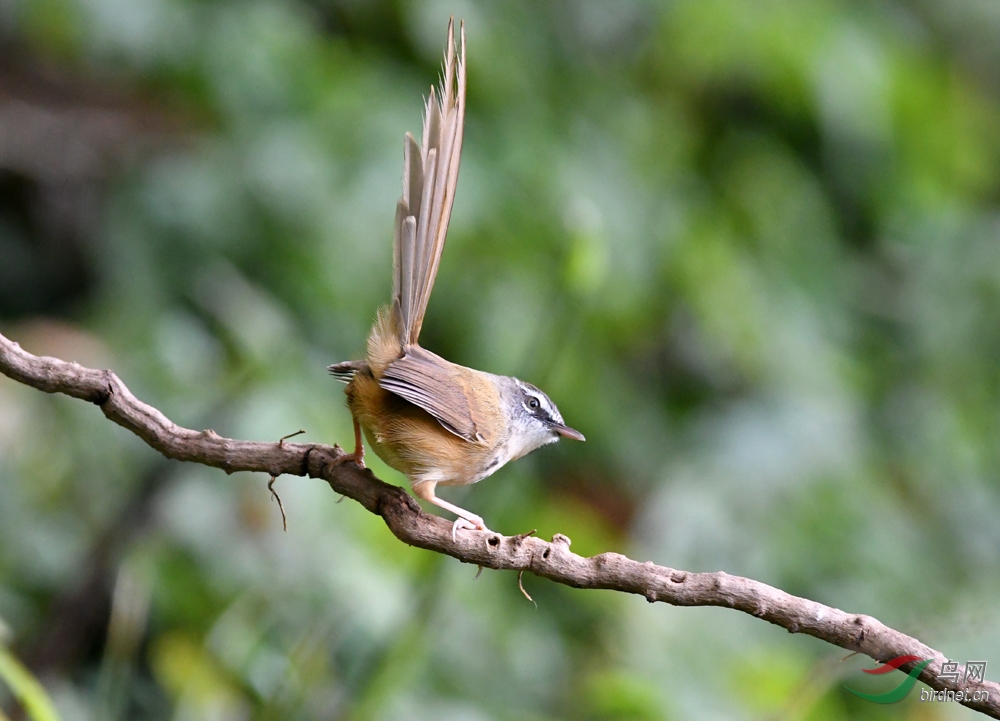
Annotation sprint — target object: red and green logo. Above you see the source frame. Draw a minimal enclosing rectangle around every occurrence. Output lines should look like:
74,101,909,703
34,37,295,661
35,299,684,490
844,655,933,703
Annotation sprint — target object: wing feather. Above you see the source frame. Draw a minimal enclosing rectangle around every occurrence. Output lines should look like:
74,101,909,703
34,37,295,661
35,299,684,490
379,346,488,443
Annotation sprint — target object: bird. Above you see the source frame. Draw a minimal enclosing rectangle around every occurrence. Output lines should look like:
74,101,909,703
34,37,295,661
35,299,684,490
328,18,584,539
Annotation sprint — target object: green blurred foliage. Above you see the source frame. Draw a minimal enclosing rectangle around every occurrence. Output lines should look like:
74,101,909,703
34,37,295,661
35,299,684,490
1,0,999,719
0,641,61,721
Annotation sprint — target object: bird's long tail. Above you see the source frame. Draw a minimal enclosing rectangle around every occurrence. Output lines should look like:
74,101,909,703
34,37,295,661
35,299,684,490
392,17,466,350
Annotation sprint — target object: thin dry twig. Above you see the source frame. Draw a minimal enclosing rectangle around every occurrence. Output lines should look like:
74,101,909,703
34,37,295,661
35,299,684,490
267,475,287,532
1,331,997,719
517,570,536,608
278,430,306,446
268,431,305,530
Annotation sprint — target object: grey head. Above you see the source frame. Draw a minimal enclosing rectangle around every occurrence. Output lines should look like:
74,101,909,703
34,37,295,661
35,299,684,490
493,376,585,467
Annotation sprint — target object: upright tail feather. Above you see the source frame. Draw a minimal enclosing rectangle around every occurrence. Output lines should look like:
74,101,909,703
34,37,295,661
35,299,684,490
393,17,466,350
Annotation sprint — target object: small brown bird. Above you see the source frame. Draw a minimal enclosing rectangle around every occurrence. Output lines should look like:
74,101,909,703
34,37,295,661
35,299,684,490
329,19,584,538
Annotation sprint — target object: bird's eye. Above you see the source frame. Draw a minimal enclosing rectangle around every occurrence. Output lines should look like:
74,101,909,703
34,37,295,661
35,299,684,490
527,397,540,410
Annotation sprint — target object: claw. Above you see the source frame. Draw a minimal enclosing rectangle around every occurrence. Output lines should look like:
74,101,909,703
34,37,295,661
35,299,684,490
331,417,365,468
411,481,492,540
329,450,365,469
451,515,490,542
451,517,477,542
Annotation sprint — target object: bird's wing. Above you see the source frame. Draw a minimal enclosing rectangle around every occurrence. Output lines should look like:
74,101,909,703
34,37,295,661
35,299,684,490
393,17,466,348
379,346,489,444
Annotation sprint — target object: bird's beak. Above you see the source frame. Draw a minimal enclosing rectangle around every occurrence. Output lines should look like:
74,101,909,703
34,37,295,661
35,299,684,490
553,423,586,442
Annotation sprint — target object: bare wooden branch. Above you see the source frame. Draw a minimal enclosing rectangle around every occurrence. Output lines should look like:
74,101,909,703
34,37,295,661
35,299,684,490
1,330,997,718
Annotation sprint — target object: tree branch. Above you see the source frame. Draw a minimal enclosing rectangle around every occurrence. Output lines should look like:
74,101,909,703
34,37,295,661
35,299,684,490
1,330,996,718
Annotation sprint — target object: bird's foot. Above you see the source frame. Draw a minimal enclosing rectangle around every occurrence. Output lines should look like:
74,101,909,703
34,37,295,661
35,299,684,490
451,515,490,542
330,448,365,469
330,417,366,469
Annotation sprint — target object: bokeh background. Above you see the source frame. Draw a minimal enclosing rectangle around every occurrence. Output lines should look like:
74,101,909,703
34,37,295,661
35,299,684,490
1,0,999,719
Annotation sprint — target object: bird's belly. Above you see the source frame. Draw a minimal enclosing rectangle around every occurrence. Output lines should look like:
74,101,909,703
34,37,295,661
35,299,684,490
364,420,501,487
347,372,499,487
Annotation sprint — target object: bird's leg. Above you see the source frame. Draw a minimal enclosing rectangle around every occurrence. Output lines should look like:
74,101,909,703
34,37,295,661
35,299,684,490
330,417,365,468
412,481,490,541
